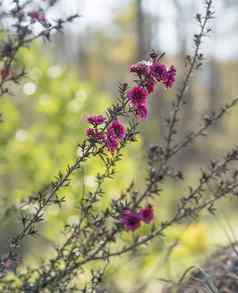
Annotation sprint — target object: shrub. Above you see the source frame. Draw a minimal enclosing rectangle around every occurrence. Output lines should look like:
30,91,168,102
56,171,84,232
0,0,237,292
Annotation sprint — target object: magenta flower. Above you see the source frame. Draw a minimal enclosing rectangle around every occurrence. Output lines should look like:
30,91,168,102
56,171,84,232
145,79,155,94
139,206,154,224
28,11,46,22
107,120,126,140
105,120,125,153
87,115,106,126
127,86,148,106
135,103,148,120
86,128,105,142
150,62,167,82
105,132,119,153
129,61,150,77
163,65,176,88
121,209,141,231
86,128,94,136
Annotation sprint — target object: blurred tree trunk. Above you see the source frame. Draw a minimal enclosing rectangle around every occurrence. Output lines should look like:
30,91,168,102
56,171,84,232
135,0,147,60
207,59,223,113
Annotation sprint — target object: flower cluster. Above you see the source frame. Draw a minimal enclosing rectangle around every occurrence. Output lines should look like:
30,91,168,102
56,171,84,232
0,0,79,98
28,10,47,24
86,115,126,153
0,1,223,290
128,58,176,120
87,115,106,126
86,56,176,152
105,120,126,152
120,206,154,231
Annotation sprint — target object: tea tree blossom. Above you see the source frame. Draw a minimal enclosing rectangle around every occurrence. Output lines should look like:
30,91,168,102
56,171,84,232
129,61,150,77
150,62,167,82
87,115,106,126
120,206,154,231
28,11,47,23
86,128,105,142
105,133,119,153
121,209,141,231
163,65,176,88
107,120,126,140
86,57,176,151
104,120,126,152
127,85,148,106
135,103,148,120
139,206,154,223
145,79,155,94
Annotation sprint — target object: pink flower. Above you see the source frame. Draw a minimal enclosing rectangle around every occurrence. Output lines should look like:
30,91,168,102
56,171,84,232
28,11,46,23
129,61,150,77
121,209,141,231
145,79,155,94
105,133,119,153
163,65,176,88
87,115,106,126
86,128,105,142
86,128,94,136
135,103,148,120
104,120,126,152
107,120,126,140
150,62,167,82
127,86,148,106
139,206,154,224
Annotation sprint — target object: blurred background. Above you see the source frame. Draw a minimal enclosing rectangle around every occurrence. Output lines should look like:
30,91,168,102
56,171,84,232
1,0,238,292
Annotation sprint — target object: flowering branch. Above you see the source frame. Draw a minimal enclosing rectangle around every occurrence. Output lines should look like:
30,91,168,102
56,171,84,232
12,70,238,292
0,0,79,99
1,0,238,291
0,47,176,277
